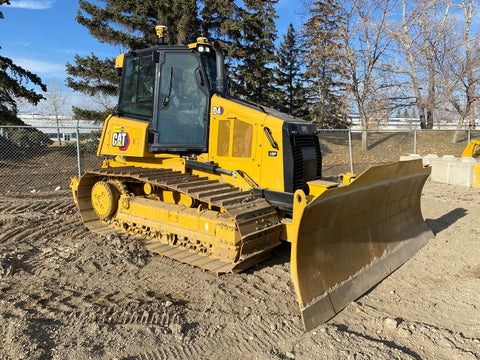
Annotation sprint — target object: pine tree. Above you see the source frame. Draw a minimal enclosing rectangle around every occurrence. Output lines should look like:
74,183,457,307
0,1,46,125
274,23,307,117
76,0,199,48
301,0,348,128
66,53,119,121
67,0,201,121
227,0,279,106
200,0,236,40
68,0,280,118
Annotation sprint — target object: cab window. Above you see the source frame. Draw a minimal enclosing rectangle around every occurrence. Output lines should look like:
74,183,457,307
118,52,155,118
200,53,217,91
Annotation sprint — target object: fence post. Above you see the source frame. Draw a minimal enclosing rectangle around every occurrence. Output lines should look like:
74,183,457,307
76,126,82,177
468,128,471,143
413,130,417,154
348,129,354,173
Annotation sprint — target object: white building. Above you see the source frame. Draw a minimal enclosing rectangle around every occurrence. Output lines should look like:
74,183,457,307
348,115,480,131
18,114,103,142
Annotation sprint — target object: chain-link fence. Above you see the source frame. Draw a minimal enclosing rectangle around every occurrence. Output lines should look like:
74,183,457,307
317,129,479,179
0,125,103,194
1,125,479,194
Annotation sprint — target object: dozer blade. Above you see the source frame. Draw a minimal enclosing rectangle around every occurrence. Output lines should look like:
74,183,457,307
290,159,433,331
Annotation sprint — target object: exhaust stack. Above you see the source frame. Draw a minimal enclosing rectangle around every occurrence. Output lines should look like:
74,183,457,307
213,40,226,94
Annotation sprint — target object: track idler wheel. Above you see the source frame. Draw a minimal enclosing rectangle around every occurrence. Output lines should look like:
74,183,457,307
91,181,120,218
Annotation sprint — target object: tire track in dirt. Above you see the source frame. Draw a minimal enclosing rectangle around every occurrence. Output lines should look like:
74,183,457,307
0,195,86,243
127,335,224,360
43,200,76,214
228,321,300,354
0,194,74,212
0,217,84,247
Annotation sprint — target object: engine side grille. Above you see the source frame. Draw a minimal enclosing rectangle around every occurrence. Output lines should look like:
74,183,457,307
289,135,322,192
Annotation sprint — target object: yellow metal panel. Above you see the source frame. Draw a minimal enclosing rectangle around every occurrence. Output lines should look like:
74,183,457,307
257,115,285,192
70,176,79,207
209,95,265,190
208,95,287,192
473,164,480,188
98,116,152,158
115,54,125,69
462,140,480,158
103,155,186,173
306,179,339,198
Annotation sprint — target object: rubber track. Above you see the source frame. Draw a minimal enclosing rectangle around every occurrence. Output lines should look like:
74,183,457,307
76,166,282,273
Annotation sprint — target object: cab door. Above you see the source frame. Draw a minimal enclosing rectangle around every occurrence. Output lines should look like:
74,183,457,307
153,51,210,151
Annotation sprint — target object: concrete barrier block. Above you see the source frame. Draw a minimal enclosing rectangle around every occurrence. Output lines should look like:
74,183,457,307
450,157,476,187
430,156,453,184
423,154,439,166
399,153,435,166
399,154,480,187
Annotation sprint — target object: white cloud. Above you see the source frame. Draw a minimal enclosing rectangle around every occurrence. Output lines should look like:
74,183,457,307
9,0,55,10
13,41,31,47
14,57,65,78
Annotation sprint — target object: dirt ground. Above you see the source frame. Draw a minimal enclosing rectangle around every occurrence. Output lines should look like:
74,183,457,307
0,179,479,359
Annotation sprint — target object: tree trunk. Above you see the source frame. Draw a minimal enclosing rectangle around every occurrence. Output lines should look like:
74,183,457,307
360,109,368,150
56,118,62,146
426,109,434,129
426,65,435,129
452,117,466,143
361,129,368,150
468,112,475,130
419,113,426,129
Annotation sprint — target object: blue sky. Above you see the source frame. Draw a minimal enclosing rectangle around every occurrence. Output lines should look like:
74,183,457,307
1,0,304,85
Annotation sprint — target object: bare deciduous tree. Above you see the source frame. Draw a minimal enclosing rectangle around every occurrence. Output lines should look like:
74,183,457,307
436,0,479,142
339,0,398,149
301,0,480,140
42,80,69,146
390,0,453,129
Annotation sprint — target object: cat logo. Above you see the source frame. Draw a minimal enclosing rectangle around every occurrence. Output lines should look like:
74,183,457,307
112,127,130,151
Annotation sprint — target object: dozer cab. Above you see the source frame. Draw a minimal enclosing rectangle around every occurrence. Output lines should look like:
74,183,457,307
71,27,434,331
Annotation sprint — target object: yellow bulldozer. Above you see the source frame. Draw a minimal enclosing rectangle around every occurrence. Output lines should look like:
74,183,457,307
462,139,480,158
71,28,433,331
